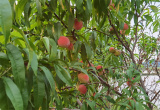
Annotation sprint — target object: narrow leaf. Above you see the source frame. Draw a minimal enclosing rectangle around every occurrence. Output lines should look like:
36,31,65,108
33,71,45,110
0,0,12,44
40,66,55,92
6,43,25,89
54,64,72,86
3,77,23,110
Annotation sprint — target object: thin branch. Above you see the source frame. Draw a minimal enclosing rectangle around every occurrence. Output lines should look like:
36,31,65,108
151,90,160,102
54,13,68,29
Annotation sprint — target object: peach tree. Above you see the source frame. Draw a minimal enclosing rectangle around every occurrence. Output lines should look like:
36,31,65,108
0,0,160,110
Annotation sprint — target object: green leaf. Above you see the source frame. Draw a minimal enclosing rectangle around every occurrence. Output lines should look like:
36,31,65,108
49,0,57,12
49,38,57,61
3,77,23,110
0,52,9,65
76,0,83,13
87,0,92,13
0,0,12,45
129,11,134,21
135,102,144,110
24,1,31,27
85,43,92,59
43,37,50,54
54,64,72,86
54,22,61,41
33,71,46,110
12,25,30,48
6,43,25,89
134,14,138,24
105,96,116,104
21,82,29,110
47,24,54,38
15,0,28,24
68,14,74,33
31,51,38,76
39,66,55,92
35,0,42,17
150,5,158,13
81,43,87,62
86,100,96,110
0,79,8,109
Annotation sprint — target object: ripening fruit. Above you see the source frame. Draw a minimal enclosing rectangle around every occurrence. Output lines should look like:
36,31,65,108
96,65,103,70
114,50,121,56
109,3,115,10
58,36,70,48
67,43,73,50
120,30,125,35
123,23,128,30
78,73,89,83
87,63,94,67
109,27,115,34
78,84,87,94
93,92,96,96
109,47,116,53
126,78,135,87
73,18,83,30
80,60,83,63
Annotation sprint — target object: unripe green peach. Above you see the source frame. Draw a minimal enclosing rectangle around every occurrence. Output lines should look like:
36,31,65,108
114,50,121,56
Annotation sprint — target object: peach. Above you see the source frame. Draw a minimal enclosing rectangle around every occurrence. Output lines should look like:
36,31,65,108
109,3,115,10
87,63,94,67
126,78,135,87
78,73,89,83
78,84,87,94
114,50,121,56
96,65,103,70
109,47,116,53
93,92,96,96
109,27,115,34
67,43,73,50
123,23,128,30
120,30,125,35
58,36,70,48
73,18,83,30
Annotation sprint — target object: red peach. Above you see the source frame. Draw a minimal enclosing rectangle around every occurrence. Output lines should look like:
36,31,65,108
67,43,73,50
78,85,87,94
58,36,70,48
93,92,96,96
123,23,128,30
87,63,94,67
127,78,135,87
73,18,83,30
109,47,116,53
109,3,115,10
120,30,125,35
80,60,83,63
78,73,89,83
96,65,103,70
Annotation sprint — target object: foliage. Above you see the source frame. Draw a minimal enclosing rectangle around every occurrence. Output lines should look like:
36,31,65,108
0,0,160,110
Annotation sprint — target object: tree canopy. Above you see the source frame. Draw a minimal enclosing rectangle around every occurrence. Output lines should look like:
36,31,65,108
0,0,160,110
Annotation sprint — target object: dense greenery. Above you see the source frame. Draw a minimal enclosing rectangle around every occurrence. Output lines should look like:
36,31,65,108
0,0,160,110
